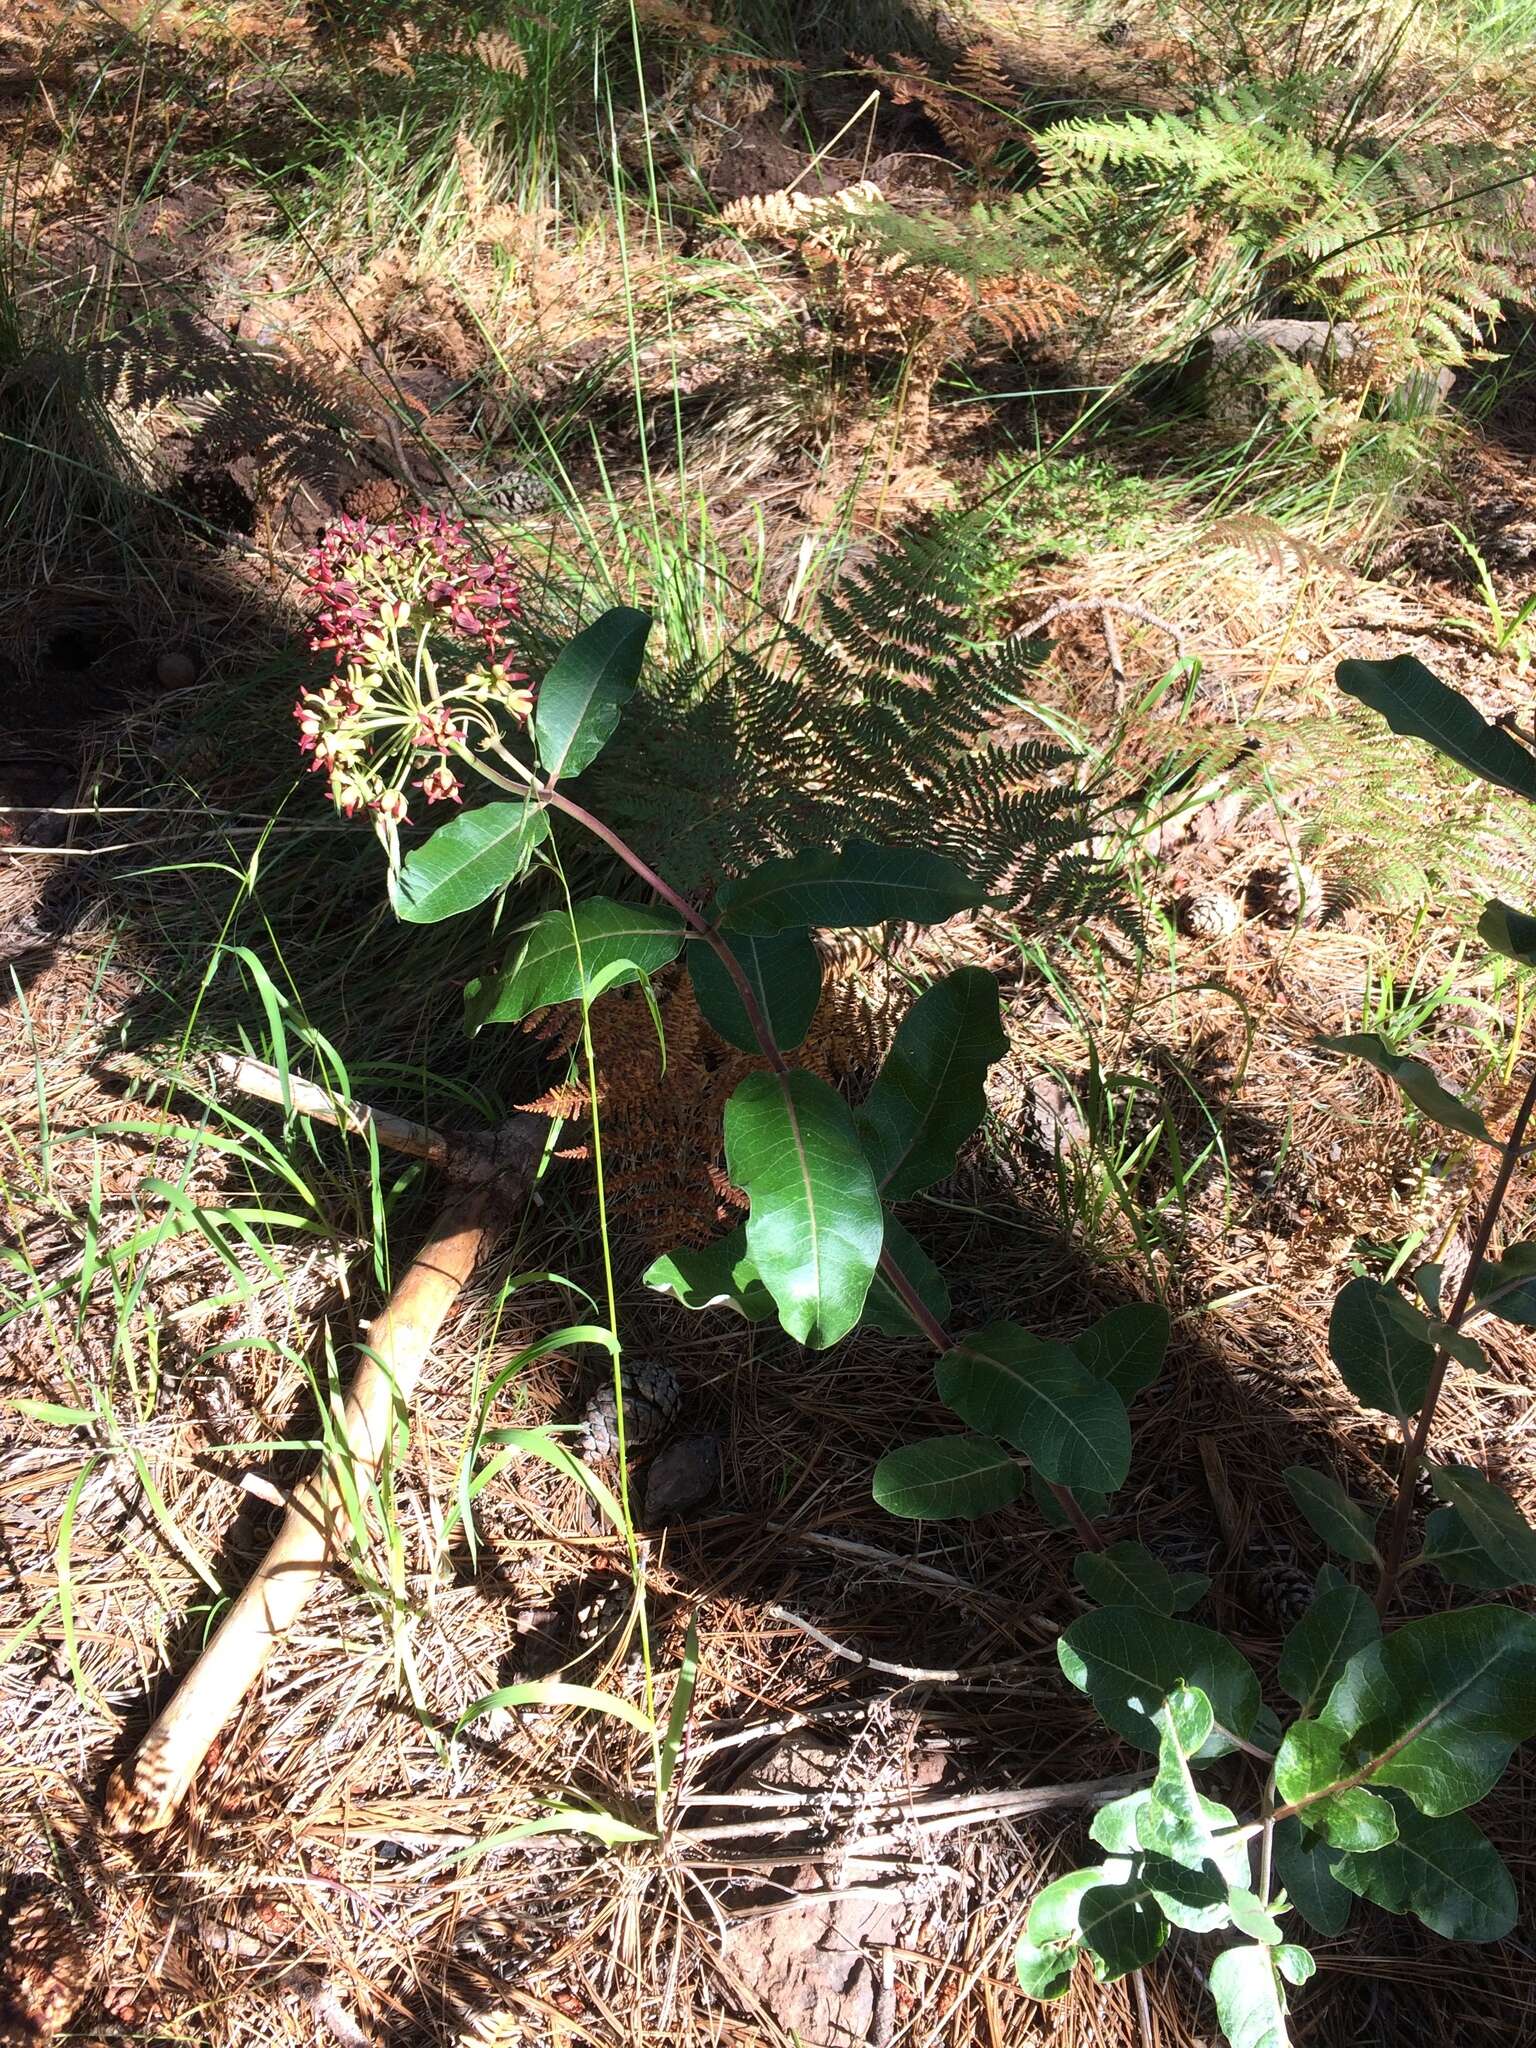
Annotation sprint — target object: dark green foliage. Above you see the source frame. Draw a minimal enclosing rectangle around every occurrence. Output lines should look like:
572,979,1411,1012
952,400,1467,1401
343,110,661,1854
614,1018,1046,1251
585,524,1123,930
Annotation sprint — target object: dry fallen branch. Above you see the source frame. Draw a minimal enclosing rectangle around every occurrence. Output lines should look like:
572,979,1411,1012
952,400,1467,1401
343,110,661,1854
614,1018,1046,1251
105,1104,546,1834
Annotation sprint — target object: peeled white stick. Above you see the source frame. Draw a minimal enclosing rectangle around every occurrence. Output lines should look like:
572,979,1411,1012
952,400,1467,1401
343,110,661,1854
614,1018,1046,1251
104,1147,537,1833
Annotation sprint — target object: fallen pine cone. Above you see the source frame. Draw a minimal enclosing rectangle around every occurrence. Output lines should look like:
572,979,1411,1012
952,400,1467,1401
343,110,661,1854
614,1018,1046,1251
1248,860,1326,925
579,1360,681,1462
1176,887,1241,941
0,1884,89,2045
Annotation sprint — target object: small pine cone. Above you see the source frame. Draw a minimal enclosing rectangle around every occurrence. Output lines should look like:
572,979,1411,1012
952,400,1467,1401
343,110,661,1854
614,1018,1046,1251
0,1884,90,2041
1250,1554,1315,1628
579,1360,681,1462
1248,861,1326,925
342,476,408,522
475,469,550,517
1176,887,1241,941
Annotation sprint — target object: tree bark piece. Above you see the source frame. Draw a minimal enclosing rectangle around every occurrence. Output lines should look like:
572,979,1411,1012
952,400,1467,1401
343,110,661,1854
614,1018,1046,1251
104,1152,536,1834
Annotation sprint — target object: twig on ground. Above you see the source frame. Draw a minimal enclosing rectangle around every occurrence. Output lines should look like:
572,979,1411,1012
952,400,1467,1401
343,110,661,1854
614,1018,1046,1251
767,1604,1044,1682
1017,595,1189,666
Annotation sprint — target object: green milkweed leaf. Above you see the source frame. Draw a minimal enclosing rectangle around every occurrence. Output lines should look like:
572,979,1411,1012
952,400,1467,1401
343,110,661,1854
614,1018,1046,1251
1428,1463,1536,1584
1072,1301,1171,1403
1210,1944,1295,2048
1332,1798,1517,1941
1272,1819,1352,1936
1421,1502,1522,1590
724,1070,884,1349
688,929,822,1053
854,968,1006,1198
1283,1465,1380,1565
1278,1579,1380,1715
872,1434,1024,1520
1143,1686,1223,1868
936,1321,1131,1493
396,800,548,923
1328,1276,1436,1418
1319,1605,1536,1815
466,899,684,1028
643,1226,775,1321
1335,653,1536,798
1030,1467,1110,1530
717,839,988,933
1470,1243,1536,1325
1058,1607,1261,1757
859,1215,952,1339
1074,1541,1178,1616
1013,1937,1075,2001
532,605,651,782
1273,1721,1398,1851
1317,1034,1494,1145
1079,1878,1168,1982
1477,899,1536,964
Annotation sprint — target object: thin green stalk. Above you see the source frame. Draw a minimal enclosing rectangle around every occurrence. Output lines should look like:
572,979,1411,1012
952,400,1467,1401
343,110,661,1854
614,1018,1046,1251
1374,1062,1536,1613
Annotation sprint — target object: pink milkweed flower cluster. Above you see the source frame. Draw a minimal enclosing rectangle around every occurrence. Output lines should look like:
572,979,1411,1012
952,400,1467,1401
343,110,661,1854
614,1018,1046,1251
295,510,533,864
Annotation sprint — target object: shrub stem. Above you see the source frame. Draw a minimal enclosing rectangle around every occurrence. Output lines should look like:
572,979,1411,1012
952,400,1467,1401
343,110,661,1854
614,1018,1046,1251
1374,1063,1536,1615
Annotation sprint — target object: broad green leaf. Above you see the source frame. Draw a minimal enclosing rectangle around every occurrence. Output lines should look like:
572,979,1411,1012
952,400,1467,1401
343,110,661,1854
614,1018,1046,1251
872,1434,1024,1520
643,1227,774,1321
1428,1463,1536,1584
1014,1937,1074,2001
1272,1819,1352,1937
936,1321,1131,1493
396,801,548,923
859,1215,952,1339
1319,1605,1536,1815
1478,899,1536,964
1317,1034,1494,1144
1227,1890,1285,1944
1143,1686,1220,1867
1333,1798,1516,1941
1079,1880,1168,1981
1328,1276,1435,1418
532,605,650,782
1170,1570,1212,1612
1421,1503,1521,1590
1074,1541,1177,1616
1026,1862,1134,1947
1283,1465,1380,1565
688,930,821,1053
1278,1580,1380,1715
1275,1946,1314,1987
1210,1945,1293,2048
717,839,988,934
1426,1319,1485,1370
1058,1608,1261,1757
467,899,684,1028
1089,1791,1148,1855
1072,1301,1171,1403
1335,652,1536,798
1470,1243,1536,1325
854,968,1006,1197
724,1070,883,1348
1030,1468,1110,1530
1273,1722,1397,1851
1142,1852,1235,1934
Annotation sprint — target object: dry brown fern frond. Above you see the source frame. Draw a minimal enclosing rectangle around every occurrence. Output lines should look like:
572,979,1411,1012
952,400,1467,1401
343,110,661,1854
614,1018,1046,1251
722,179,886,244
1206,514,1355,583
972,271,1083,345
513,963,886,1249
634,0,732,40
468,27,528,74
857,47,1019,182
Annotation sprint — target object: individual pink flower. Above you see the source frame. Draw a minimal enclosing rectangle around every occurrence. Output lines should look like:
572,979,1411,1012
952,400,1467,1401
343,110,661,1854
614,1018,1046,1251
414,764,463,804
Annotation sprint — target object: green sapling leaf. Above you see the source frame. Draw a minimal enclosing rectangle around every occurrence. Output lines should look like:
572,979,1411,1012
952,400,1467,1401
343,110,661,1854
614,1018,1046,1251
872,1435,1024,1520
724,1069,884,1348
532,605,651,782
937,1321,1131,1492
1282,1465,1380,1566
1335,653,1536,799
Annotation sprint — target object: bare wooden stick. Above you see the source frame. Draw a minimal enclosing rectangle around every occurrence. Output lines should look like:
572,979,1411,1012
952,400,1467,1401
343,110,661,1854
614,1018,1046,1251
1017,595,1188,664
207,1051,497,1177
105,1119,543,1834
